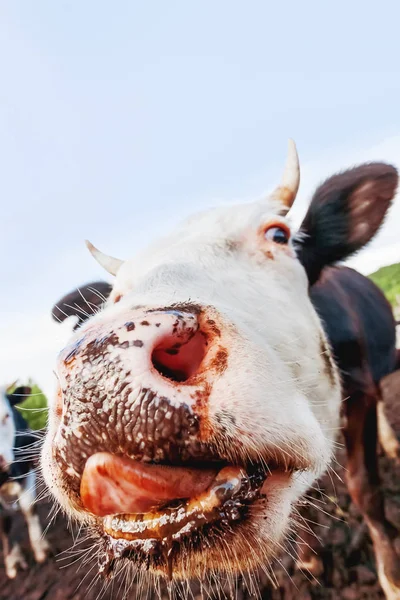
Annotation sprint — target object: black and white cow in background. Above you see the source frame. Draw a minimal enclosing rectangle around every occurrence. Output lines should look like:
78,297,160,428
0,385,49,578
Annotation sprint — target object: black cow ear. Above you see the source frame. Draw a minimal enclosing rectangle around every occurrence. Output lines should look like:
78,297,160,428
52,281,113,329
7,386,32,406
295,163,398,285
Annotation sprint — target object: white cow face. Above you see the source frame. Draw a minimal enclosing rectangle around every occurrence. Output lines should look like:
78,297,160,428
42,143,398,583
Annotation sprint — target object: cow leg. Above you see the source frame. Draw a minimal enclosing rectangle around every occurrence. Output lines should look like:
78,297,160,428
344,391,400,600
1,514,27,579
18,472,50,563
377,398,400,462
21,503,49,563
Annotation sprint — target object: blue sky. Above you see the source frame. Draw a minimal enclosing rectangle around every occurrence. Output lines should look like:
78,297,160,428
1,1,400,392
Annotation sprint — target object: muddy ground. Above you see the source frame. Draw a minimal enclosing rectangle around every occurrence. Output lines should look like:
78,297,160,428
1,371,400,600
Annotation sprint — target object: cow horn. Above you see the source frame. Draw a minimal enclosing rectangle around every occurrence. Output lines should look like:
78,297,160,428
85,240,123,276
272,139,300,213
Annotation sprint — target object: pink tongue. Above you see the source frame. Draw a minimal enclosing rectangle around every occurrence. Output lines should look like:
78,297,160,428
80,452,219,517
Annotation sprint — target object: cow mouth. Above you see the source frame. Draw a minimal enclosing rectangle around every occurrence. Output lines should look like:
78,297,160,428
80,453,277,579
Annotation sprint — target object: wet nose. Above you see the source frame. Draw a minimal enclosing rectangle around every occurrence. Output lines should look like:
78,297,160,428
150,310,207,382
61,307,209,385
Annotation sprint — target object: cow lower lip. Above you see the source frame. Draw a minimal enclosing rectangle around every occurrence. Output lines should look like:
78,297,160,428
97,463,268,578
80,453,290,579
102,464,260,539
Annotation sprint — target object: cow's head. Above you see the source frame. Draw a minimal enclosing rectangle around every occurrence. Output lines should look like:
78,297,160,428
42,142,398,583
0,385,31,478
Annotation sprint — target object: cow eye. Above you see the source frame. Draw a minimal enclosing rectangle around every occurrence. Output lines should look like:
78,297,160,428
264,225,290,244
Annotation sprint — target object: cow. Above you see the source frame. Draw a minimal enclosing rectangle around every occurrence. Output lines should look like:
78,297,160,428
0,385,50,578
41,141,400,599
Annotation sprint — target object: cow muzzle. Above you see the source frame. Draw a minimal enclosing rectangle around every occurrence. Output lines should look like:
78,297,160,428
53,306,232,496
48,305,299,579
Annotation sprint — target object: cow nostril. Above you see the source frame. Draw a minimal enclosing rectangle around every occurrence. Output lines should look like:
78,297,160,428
151,330,207,383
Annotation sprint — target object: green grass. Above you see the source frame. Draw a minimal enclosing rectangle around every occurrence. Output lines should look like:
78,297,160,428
9,382,48,431
369,262,400,309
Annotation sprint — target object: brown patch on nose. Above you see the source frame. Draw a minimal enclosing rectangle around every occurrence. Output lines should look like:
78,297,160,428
114,294,123,304
64,354,76,368
210,347,228,374
83,333,120,361
133,340,144,348
192,382,214,441
63,337,86,366
206,319,221,337
55,387,63,418
60,331,125,373
141,320,150,326
264,249,274,260
189,347,229,441
125,322,135,331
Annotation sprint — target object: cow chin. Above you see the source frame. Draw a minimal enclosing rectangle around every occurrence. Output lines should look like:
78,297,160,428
95,470,301,581
41,436,313,582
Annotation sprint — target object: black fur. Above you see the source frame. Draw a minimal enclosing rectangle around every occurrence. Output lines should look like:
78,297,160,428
6,385,32,407
310,266,398,385
296,163,398,285
52,281,112,330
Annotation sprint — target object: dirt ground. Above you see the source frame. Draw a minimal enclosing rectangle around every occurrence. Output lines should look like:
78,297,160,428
1,371,400,600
